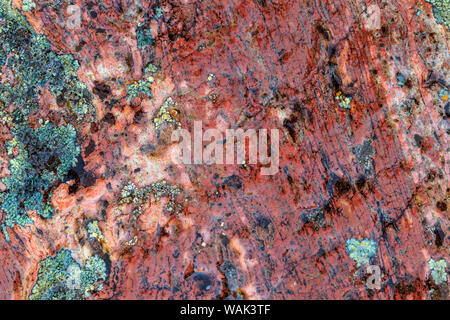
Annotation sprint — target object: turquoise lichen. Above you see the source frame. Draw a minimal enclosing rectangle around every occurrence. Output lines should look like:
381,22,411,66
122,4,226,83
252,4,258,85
0,121,80,228
428,258,447,285
21,0,35,12
136,23,153,49
397,73,407,87
426,0,450,27
1,224,10,242
0,0,93,121
0,46,5,67
154,7,164,20
29,249,107,300
346,238,377,267
81,255,107,297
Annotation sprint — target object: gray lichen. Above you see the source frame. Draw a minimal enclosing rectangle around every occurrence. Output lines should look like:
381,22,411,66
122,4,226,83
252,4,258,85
428,258,447,285
352,138,375,175
119,180,182,214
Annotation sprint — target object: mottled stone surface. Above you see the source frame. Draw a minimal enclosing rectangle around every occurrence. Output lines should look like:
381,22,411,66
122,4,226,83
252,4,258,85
0,0,448,299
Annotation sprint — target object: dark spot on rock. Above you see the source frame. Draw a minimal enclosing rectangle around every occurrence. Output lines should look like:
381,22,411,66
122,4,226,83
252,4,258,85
285,168,294,185
134,109,145,123
283,116,298,143
334,177,351,197
355,175,367,191
256,214,271,230
414,134,423,148
102,112,116,125
183,262,194,280
66,169,80,194
394,276,423,299
125,53,134,71
93,81,111,100
90,122,99,133
221,175,242,189
434,223,444,248
81,171,97,188
219,233,230,246
436,200,447,212
444,102,450,118
192,272,212,291
64,153,96,193
100,199,109,208
380,25,389,37
75,39,86,52
328,63,342,93
316,23,331,40
84,139,96,157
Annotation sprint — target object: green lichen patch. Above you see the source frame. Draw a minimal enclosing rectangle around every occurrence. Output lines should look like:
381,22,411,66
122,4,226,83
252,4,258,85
87,220,104,241
426,0,450,27
136,23,153,49
428,258,447,285
29,249,106,300
0,0,94,121
154,7,163,20
144,63,158,75
21,0,35,12
346,238,377,267
0,121,80,228
127,79,153,101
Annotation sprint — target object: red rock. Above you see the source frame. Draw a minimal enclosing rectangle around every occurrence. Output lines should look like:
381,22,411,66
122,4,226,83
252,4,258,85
0,0,448,300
